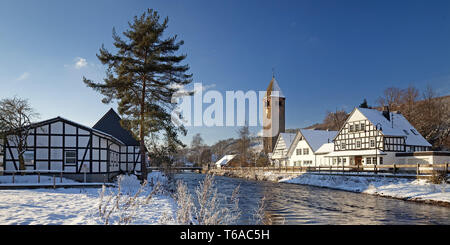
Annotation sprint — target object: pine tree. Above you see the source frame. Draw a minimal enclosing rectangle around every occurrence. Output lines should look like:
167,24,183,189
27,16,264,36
83,9,193,181
359,98,369,108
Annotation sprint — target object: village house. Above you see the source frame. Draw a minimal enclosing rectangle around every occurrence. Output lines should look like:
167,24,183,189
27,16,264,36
263,77,450,166
0,109,147,182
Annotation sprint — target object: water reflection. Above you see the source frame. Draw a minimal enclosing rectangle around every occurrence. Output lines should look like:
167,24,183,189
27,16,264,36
175,173,450,225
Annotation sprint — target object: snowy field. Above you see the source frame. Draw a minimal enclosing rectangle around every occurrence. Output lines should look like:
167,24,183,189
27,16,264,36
281,173,450,204
0,175,78,184
0,172,177,225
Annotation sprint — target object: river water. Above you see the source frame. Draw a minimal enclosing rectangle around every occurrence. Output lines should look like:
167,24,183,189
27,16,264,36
174,173,450,225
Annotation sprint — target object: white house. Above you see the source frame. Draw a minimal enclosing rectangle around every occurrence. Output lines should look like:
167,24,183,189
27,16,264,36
270,107,450,167
326,107,433,166
287,129,338,167
271,133,296,166
1,109,146,182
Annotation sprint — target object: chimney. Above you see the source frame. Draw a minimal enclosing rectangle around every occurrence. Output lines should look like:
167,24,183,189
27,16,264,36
382,106,390,121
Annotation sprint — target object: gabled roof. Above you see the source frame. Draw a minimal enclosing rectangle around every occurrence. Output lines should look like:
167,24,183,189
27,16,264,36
286,129,338,156
93,109,140,146
348,108,431,147
274,133,296,151
6,116,126,145
215,155,236,167
265,76,285,98
315,143,334,154
272,133,296,159
300,129,338,152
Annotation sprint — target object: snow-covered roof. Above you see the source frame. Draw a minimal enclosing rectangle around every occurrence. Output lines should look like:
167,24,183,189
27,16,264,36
356,108,431,147
315,143,334,154
215,155,236,167
279,133,296,150
299,129,338,152
266,77,285,98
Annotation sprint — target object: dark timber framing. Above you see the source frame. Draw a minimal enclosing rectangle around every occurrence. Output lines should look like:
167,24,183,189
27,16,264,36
333,115,429,153
334,119,386,151
2,117,142,176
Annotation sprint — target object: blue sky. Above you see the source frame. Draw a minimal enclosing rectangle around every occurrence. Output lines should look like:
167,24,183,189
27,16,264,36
1,0,449,145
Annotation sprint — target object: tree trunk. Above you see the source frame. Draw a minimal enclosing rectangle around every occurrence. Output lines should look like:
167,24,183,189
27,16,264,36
139,78,148,182
17,136,25,174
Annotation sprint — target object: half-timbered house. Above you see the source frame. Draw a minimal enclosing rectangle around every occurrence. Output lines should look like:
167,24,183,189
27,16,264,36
271,133,296,167
269,107,450,167
327,107,432,166
1,109,145,182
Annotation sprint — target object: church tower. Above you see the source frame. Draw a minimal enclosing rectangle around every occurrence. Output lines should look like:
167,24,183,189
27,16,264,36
263,75,285,154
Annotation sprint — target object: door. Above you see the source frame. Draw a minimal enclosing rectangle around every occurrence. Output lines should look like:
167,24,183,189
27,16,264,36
355,156,362,166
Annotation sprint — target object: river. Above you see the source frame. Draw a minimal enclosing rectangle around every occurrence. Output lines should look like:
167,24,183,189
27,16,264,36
174,173,450,225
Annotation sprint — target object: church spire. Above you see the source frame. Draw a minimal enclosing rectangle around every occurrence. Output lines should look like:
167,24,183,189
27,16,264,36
265,74,285,98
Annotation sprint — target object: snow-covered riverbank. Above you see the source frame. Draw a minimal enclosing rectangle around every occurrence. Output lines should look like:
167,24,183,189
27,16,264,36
0,172,177,225
280,173,450,206
209,168,450,207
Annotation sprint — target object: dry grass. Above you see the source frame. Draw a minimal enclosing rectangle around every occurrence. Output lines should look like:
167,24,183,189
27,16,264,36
430,170,448,185
98,175,161,225
175,174,241,225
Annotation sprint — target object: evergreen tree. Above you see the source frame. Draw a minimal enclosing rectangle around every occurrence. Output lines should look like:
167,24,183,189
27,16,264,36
83,9,193,181
237,124,250,167
359,98,369,108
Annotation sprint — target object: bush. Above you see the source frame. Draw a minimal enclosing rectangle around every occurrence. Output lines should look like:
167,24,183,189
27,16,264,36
430,170,448,184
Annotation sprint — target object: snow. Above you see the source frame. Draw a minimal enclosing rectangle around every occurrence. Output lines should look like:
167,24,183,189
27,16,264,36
281,173,450,204
215,155,236,167
0,172,177,225
357,108,431,147
315,143,334,154
0,175,77,184
299,129,338,152
279,133,296,150
268,77,285,98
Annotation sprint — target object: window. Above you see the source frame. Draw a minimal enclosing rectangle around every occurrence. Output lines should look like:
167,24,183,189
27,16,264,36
65,150,76,165
355,124,360,131
343,158,347,164
370,139,375,148
303,148,309,155
367,157,372,165
341,142,346,150
304,160,312,165
296,149,302,155
349,125,354,132
360,123,365,131
379,157,383,165
356,140,361,149
372,157,377,165
24,151,34,166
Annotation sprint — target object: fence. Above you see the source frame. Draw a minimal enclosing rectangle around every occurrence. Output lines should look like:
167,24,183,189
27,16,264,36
2,170,68,184
224,163,449,177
